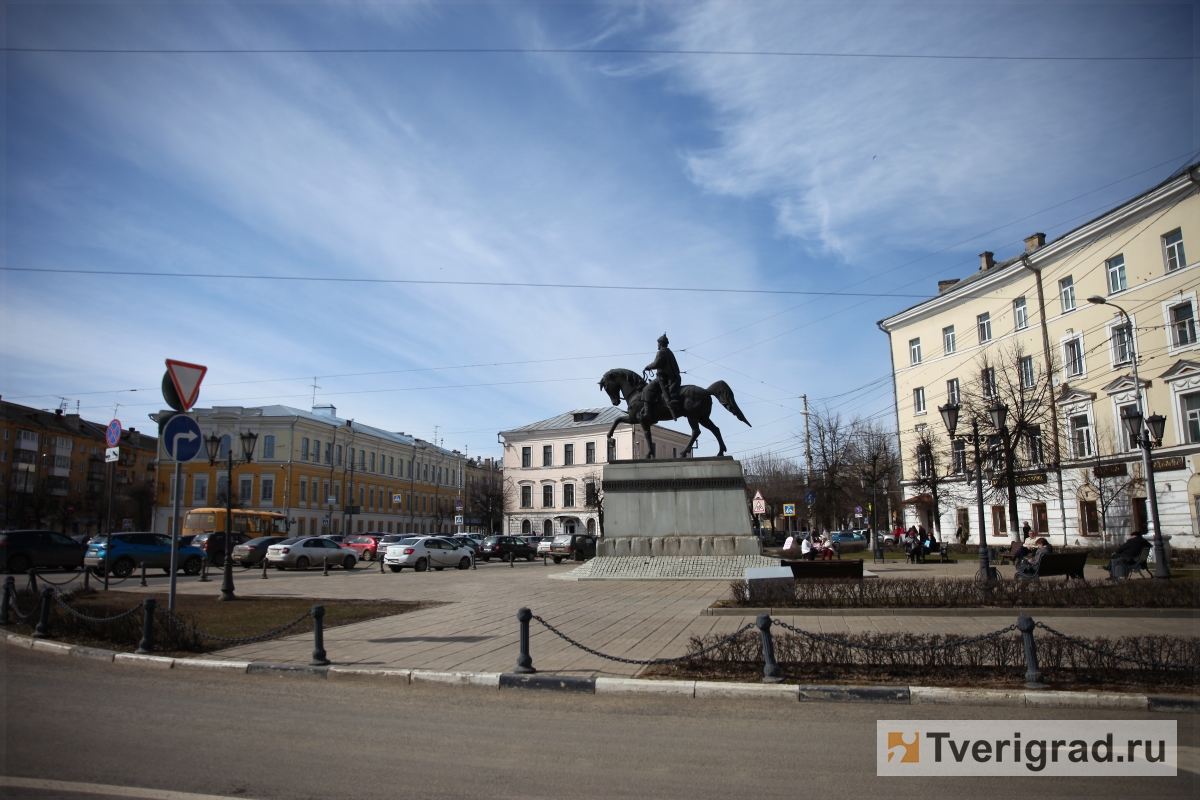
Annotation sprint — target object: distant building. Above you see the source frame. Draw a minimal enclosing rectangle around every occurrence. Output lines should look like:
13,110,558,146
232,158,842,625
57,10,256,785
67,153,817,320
499,408,693,538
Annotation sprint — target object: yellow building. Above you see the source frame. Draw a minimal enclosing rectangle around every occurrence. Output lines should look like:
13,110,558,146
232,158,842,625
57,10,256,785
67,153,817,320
152,404,468,538
879,163,1199,548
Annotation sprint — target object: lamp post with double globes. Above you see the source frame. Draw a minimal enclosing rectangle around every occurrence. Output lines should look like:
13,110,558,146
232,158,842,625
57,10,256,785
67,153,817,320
1087,296,1171,579
938,402,997,584
204,430,258,601
858,471,890,551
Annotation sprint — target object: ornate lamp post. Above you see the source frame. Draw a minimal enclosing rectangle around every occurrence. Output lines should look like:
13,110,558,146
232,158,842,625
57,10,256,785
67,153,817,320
986,399,1022,542
1087,296,1170,579
939,402,996,583
204,430,258,601
859,471,890,551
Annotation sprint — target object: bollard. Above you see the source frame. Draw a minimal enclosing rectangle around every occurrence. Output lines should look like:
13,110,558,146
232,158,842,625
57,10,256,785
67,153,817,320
198,557,211,582
322,557,329,576
261,556,269,579
135,598,156,654
28,568,39,596
32,587,53,639
310,604,330,666
83,566,91,591
103,554,110,591
379,553,385,574
1017,615,1046,689
0,576,13,625
139,561,148,587
515,607,536,673
509,551,514,569
757,614,783,683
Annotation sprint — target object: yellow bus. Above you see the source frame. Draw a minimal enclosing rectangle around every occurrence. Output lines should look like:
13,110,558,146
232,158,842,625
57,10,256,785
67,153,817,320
182,508,289,538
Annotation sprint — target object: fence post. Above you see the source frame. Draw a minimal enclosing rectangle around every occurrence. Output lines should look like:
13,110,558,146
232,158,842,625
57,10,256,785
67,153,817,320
322,557,329,576
261,557,269,579
136,598,156,655
0,576,12,625
310,604,330,666
515,607,536,674
140,561,148,587
756,613,783,683
32,587,53,639
1017,615,1046,689
379,553,385,574
27,568,39,596
83,566,91,591
198,557,211,582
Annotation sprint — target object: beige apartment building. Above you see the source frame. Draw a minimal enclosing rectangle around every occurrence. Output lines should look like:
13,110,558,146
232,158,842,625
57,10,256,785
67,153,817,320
880,163,1199,548
499,408,693,538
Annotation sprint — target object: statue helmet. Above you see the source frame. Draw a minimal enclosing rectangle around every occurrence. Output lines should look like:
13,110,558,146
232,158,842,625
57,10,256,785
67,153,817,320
657,332,669,347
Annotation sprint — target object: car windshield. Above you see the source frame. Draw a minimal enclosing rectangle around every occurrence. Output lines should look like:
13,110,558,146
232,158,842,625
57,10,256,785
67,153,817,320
553,535,572,544
272,538,300,546
484,536,500,544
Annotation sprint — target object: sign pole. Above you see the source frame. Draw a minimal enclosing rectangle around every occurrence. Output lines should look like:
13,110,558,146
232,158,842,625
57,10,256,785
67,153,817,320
169,459,181,612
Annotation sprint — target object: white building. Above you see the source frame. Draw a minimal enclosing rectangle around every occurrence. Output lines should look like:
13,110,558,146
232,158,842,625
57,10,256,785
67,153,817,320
499,408,693,538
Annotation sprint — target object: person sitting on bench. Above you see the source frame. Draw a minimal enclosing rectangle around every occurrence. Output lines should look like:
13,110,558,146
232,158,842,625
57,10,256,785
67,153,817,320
1101,531,1149,579
1014,538,1052,577
800,534,816,561
816,532,835,562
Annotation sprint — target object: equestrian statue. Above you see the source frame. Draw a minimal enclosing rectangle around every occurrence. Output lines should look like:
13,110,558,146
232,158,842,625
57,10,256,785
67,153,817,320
599,333,751,459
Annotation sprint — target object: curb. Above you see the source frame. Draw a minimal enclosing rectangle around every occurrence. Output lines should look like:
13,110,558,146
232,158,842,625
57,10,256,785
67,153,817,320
2,630,1193,712
704,607,1199,618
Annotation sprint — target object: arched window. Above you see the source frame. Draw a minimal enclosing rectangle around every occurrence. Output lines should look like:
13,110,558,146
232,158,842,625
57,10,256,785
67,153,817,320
543,519,553,537
521,519,531,535
586,519,596,535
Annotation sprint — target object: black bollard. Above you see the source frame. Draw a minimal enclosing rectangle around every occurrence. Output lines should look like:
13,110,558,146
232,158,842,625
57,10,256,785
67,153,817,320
27,568,39,596
322,557,329,576
0,576,12,625
379,553,385,574
1017,615,1046,689
135,598,156,654
140,561,148,587
261,556,269,579
757,614,783,683
32,587,53,639
310,604,330,666
515,607,536,674
83,566,90,591
198,557,211,582
509,551,514,569
103,554,110,591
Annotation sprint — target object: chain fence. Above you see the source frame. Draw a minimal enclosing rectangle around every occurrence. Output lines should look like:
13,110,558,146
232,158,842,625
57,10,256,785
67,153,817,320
531,615,756,666
1034,621,1200,671
9,592,36,621
160,606,312,646
772,618,1019,654
51,592,144,624
29,570,87,588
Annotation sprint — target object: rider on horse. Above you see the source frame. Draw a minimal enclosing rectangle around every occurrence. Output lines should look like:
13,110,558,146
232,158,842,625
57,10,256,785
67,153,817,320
642,333,684,423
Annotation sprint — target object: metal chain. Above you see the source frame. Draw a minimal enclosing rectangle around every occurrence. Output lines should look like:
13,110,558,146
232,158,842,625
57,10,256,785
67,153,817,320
532,616,755,665
9,593,35,620
773,618,1019,653
160,607,312,645
1034,621,1200,671
29,570,86,587
52,592,144,623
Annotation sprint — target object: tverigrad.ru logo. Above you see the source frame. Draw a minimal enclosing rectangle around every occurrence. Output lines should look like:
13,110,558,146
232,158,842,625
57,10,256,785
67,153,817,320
877,720,1176,776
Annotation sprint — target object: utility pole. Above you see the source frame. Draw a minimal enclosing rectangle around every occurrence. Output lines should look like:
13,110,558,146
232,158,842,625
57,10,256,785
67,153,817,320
802,394,814,531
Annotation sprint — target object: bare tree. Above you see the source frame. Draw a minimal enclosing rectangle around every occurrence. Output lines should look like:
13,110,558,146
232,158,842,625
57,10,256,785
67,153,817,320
903,425,971,540
743,452,803,534
466,460,509,534
582,468,604,535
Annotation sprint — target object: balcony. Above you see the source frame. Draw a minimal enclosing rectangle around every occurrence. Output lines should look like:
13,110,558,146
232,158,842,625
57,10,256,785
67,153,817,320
14,437,37,452
49,466,70,478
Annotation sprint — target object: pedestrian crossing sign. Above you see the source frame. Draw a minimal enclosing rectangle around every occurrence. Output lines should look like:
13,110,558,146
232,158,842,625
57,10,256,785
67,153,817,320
783,504,796,516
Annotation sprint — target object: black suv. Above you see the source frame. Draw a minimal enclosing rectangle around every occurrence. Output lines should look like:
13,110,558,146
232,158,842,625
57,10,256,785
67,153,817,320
190,531,252,567
477,536,536,562
0,530,88,573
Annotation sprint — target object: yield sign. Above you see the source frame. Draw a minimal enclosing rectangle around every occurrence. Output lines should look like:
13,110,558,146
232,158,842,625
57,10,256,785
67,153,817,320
752,490,766,515
166,359,207,411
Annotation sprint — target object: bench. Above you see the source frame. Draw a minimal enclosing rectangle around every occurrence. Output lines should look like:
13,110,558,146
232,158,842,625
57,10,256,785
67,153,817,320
1013,551,1087,581
1112,546,1152,580
781,558,864,580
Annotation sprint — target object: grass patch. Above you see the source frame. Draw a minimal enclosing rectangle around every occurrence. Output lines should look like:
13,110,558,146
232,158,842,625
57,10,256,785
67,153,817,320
4,588,437,657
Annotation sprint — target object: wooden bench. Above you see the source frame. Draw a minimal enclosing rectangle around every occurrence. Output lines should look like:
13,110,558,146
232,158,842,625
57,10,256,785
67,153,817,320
1014,551,1087,581
781,558,864,580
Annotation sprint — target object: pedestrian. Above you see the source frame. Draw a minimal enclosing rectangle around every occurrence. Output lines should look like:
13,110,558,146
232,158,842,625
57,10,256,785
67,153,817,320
1101,530,1150,579
1022,521,1032,540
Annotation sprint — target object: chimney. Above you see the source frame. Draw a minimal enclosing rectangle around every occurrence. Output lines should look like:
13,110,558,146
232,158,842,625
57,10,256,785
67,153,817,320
312,404,337,418
979,251,995,271
937,279,961,294
1024,232,1046,252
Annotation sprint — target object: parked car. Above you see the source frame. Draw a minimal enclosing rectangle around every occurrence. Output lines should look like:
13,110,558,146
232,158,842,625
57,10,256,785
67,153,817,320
549,534,597,563
536,537,554,557
266,537,357,570
831,531,869,545
84,533,205,578
0,530,89,573
190,531,253,567
383,536,473,572
321,535,349,545
344,535,384,561
230,535,290,567
448,536,480,556
477,535,536,563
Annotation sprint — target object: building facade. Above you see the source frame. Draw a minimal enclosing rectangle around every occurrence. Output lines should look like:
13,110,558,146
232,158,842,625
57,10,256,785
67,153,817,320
151,404,468,538
879,163,1200,549
499,408,693,538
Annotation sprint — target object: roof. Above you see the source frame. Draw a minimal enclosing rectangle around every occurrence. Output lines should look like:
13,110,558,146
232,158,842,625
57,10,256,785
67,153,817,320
1,399,157,451
500,407,627,436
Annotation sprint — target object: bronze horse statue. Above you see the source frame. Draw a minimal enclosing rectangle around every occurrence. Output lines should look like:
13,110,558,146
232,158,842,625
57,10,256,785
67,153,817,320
599,368,750,458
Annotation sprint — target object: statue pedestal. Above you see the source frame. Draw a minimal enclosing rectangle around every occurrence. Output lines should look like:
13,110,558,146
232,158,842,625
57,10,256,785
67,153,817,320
597,456,761,557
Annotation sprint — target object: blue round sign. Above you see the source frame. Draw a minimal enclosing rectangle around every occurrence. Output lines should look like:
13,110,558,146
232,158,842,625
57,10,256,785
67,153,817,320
163,415,203,462
105,419,122,448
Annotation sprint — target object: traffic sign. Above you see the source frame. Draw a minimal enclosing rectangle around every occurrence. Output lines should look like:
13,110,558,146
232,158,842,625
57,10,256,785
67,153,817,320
783,504,796,517
105,447,119,463
454,515,464,525
165,359,208,411
122,519,132,529
162,414,203,462
322,519,329,527
392,494,402,504
105,419,122,448
455,499,464,510
805,492,816,504
751,490,766,515
854,506,863,514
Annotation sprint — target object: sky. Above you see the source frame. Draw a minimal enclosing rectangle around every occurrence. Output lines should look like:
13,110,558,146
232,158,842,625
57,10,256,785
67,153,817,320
2,0,1196,463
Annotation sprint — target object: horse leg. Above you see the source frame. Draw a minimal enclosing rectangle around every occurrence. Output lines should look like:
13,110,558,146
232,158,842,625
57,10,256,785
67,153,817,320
643,420,655,459
682,418,701,455
699,417,727,457
606,416,626,440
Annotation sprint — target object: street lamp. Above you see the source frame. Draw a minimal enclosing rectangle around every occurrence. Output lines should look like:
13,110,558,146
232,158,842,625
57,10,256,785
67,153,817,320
204,430,257,601
859,472,888,552
1087,295,1170,578
938,402,997,584
985,399,1021,542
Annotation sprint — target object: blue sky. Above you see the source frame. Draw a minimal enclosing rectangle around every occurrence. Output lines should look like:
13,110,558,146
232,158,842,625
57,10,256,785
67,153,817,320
3,1,1196,462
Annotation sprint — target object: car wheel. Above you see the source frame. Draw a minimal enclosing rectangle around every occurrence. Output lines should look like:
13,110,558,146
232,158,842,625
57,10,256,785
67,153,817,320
389,565,402,573
573,551,583,562
343,556,356,570
210,554,225,568
458,557,471,570
415,558,428,572
295,556,310,571
526,553,536,562
182,556,203,575
111,558,135,579
434,566,444,571
7,554,31,574
480,557,490,562
274,564,286,571
552,557,562,564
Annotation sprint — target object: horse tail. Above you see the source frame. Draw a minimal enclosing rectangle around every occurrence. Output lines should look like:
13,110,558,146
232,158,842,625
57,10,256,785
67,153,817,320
706,381,751,426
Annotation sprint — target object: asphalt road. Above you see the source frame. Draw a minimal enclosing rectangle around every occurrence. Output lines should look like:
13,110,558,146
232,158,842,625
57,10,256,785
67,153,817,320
2,647,1196,799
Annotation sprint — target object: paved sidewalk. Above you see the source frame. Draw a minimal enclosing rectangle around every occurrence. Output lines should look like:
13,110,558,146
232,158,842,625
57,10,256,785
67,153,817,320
84,559,1198,678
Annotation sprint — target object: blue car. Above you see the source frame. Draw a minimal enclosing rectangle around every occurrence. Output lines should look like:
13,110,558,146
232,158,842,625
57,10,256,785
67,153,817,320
84,532,206,579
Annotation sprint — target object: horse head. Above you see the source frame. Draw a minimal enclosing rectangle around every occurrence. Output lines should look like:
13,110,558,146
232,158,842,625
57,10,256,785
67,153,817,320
599,370,624,406
599,368,645,406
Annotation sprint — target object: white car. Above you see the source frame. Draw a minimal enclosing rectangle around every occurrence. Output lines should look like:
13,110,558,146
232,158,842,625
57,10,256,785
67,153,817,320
266,537,357,570
536,538,553,557
384,536,473,573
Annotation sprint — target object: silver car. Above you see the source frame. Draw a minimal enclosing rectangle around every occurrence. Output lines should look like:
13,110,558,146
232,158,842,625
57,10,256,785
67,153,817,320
383,536,473,573
266,537,357,570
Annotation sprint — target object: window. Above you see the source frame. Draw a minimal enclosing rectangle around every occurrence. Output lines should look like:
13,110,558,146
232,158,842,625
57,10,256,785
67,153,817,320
359,450,365,469
370,452,376,472
521,486,532,508
193,476,208,503
607,439,616,461
333,483,341,503
1115,402,1140,451
909,338,922,365
262,435,275,459
542,485,554,508
348,447,355,467
324,442,331,464
1163,228,1186,272
1170,301,1197,346
299,480,308,502
1106,255,1127,294
301,438,310,460
912,387,926,414
1059,276,1075,313
521,447,531,468
916,444,932,478
543,519,553,537
369,487,375,507
563,483,575,507
942,326,955,355
1070,414,1093,458
218,434,232,460
982,367,996,398
1019,356,1035,390
1013,297,1028,330
1025,426,1045,464
1183,392,1200,444
1063,337,1084,377
261,478,274,503
564,443,574,466
542,445,553,467
1110,323,1133,366
952,439,967,474
946,378,960,406
239,478,253,504
976,313,991,343
389,456,394,476
335,445,342,466
586,482,598,506
585,442,595,464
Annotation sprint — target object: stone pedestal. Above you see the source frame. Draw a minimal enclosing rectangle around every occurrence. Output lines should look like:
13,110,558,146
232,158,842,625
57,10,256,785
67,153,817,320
597,456,760,557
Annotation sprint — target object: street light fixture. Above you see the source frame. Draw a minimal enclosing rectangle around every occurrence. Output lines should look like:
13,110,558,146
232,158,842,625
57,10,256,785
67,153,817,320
205,430,257,601
938,402,997,584
1087,295,1170,578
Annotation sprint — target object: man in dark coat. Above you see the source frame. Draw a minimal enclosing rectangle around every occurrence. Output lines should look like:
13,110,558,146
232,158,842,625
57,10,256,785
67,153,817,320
642,333,683,422
1102,531,1150,578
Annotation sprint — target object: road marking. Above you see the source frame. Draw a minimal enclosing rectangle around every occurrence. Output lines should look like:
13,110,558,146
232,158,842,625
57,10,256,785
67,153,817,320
0,776,263,800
